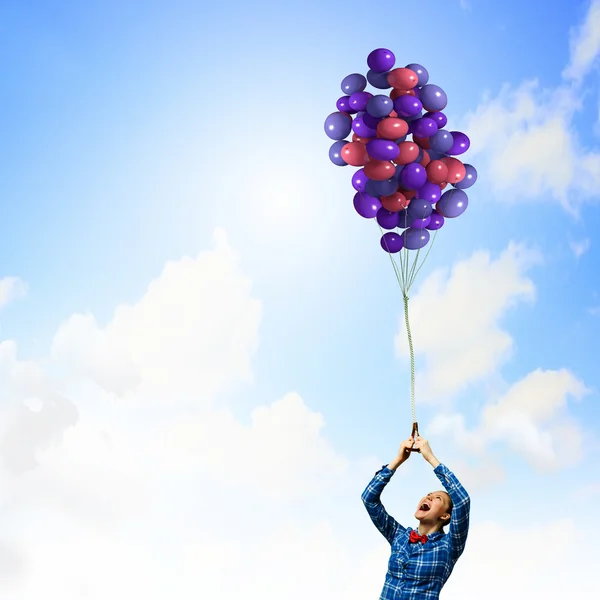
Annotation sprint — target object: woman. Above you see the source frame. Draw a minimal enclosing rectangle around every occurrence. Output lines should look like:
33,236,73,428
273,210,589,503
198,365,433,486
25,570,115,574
361,435,470,599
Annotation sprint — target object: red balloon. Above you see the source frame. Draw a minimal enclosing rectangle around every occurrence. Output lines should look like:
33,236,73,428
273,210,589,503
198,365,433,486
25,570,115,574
420,150,431,167
390,88,416,100
341,142,369,167
389,110,399,118
397,185,416,200
441,157,466,184
413,136,430,149
395,141,420,165
352,133,373,143
364,159,396,181
387,68,418,90
381,191,409,212
440,182,448,190
377,117,409,140
426,160,448,184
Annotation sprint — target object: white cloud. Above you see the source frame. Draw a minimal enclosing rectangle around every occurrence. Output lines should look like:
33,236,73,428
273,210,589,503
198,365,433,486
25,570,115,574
50,227,261,403
428,368,588,470
563,0,600,83
443,518,596,599
461,0,600,212
0,277,27,311
570,237,591,257
395,243,540,401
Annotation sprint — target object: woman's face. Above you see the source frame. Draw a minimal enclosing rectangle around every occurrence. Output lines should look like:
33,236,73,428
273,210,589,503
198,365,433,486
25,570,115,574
414,490,451,524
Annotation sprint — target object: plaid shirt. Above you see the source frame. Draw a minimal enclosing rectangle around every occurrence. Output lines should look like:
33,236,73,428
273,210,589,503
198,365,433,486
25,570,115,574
361,463,470,600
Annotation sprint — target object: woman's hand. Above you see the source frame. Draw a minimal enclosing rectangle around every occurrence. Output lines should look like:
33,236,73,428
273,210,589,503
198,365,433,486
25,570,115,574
413,435,440,468
388,437,415,470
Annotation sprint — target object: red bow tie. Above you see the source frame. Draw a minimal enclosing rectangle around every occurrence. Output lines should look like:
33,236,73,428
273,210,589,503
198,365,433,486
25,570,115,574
409,530,428,544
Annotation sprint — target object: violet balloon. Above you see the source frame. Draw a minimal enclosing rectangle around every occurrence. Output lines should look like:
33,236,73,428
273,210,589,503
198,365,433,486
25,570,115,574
394,95,423,117
407,199,433,220
366,177,397,197
402,227,430,250
341,73,367,95
367,139,400,161
429,129,454,153
324,112,352,140
409,216,432,229
352,115,377,138
397,209,411,228
377,207,400,230
419,85,448,111
418,181,442,203
448,131,470,156
426,212,444,230
367,69,392,89
424,111,447,128
366,95,394,118
329,140,347,166
400,163,427,190
454,164,478,190
368,48,396,73
353,192,381,218
436,189,468,218
336,96,352,113
362,112,382,129
349,91,372,112
405,63,429,86
411,117,438,138
380,231,403,253
352,169,368,192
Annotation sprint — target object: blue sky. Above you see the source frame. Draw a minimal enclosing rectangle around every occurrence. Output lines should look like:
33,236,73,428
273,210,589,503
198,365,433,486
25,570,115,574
1,0,599,598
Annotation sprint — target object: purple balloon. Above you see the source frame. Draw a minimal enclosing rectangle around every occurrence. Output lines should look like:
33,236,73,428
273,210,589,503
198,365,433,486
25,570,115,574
454,164,478,190
402,227,430,250
436,189,468,218
366,95,394,118
419,85,448,112
352,115,377,138
366,177,397,197
324,112,352,140
426,211,445,230
368,48,396,73
394,95,423,117
367,69,392,89
400,163,427,190
405,111,423,124
427,150,445,161
409,215,432,229
418,181,442,203
410,117,438,138
448,131,471,156
341,73,367,95
336,96,352,113
329,140,347,166
349,91,372,112
380,231,403,253
362,111,381,129
352,169,368,192
424,111,447,128
407,199,433,220
429,129,454,153
353,192,381,218
395,135,408,144
377,207,400,230
367,139,400,161
405,63,429,86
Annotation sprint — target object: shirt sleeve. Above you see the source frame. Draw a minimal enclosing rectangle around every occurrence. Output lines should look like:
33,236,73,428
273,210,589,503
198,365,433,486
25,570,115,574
361,465,405,544
434,463,470,561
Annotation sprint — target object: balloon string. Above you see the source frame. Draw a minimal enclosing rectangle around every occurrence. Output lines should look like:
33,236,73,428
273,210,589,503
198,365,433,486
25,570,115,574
403,292,416,425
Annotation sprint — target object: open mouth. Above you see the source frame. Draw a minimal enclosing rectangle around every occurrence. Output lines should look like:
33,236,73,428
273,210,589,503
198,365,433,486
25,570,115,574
419,502,431,512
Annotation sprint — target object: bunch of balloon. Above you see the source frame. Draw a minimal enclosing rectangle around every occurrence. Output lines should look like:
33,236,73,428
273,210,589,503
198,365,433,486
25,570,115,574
324,48,478,441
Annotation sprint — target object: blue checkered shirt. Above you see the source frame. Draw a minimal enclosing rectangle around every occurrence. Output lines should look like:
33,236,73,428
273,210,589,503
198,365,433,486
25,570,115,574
361,463,470,600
